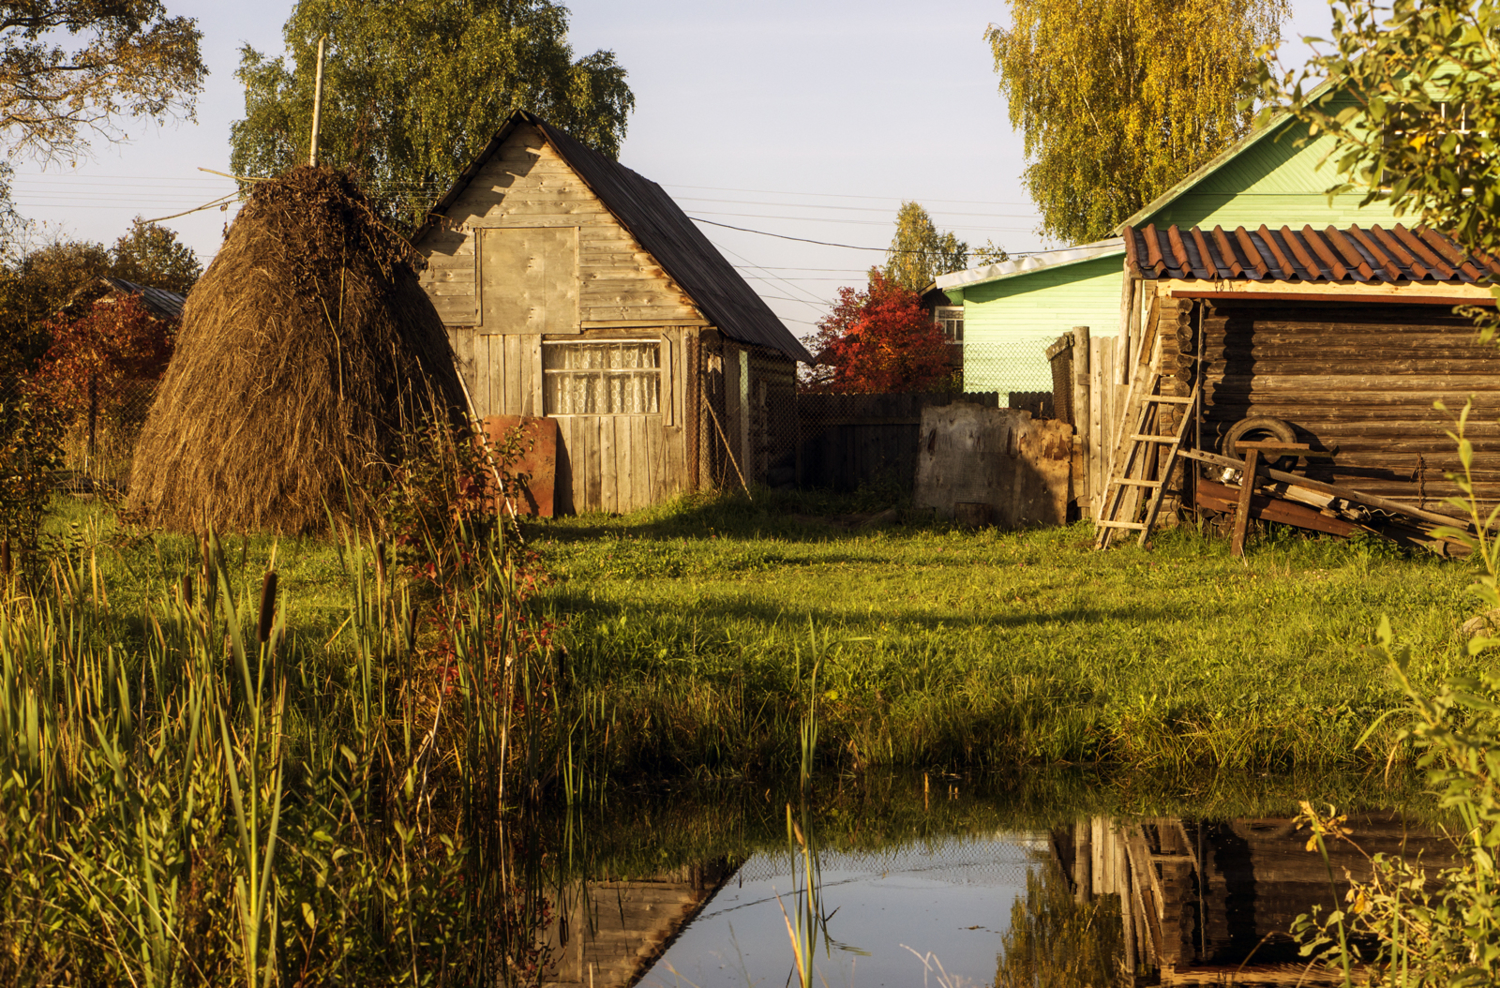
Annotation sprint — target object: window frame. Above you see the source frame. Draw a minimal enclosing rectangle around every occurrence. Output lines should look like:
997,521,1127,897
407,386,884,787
541,338,663,417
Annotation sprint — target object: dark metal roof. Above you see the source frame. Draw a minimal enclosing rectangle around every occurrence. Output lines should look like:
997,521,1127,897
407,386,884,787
1124,223,1500,284
417,111,813,364
100,276,187,321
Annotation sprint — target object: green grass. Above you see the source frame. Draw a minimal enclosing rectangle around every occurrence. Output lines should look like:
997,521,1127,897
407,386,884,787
529,489,1479,775
44,489,1481,779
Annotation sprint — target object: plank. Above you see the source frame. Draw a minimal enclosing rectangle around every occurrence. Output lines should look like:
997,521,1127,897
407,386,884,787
601,417,618,513
471,335,494,417
631,415,650,511
582,418,600,512
480,227,580,336
1231,449,1260,557
503,334,522,416
553,417,570,512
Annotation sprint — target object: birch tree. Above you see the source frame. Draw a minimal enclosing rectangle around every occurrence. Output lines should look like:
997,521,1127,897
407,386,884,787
883,201,969,291
988,0,1287,244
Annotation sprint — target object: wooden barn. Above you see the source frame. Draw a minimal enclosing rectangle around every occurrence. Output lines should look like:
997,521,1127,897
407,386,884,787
412,111,813,515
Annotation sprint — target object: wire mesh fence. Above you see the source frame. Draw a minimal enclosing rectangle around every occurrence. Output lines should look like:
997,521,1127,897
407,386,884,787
0,374,158,493
765,340,1059,494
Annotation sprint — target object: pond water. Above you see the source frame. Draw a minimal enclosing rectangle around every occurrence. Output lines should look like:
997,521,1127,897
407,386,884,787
530,772,1454,988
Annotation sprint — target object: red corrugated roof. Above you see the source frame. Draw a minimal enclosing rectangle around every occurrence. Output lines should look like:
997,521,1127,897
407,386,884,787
1123,223,1500,284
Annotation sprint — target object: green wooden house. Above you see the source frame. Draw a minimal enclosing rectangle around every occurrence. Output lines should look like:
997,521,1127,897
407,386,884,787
937,87,1398,392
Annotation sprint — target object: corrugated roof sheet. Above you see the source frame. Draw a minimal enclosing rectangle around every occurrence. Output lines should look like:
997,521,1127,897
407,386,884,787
418,112,813,364
1124,223,1500,284
934,238,1123,291
100,276,187,320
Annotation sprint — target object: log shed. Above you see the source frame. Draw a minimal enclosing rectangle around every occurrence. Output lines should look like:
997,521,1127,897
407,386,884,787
1099,223,1500,551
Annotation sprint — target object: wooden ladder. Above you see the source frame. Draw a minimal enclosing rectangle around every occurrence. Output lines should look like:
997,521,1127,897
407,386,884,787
1094,368,1200,550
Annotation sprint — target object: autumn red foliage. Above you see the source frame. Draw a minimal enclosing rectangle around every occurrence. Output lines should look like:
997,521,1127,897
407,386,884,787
34,293,174,416
805,270,952,393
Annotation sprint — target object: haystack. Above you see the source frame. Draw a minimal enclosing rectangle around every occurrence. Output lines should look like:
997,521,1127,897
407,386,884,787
129,166,467,534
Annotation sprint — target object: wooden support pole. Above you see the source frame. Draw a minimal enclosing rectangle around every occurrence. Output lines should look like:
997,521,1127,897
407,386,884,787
1231,448,1260,557
308,35,327,167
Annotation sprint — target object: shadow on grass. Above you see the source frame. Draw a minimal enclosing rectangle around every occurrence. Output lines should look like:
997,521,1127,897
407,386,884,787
544,587,1219,635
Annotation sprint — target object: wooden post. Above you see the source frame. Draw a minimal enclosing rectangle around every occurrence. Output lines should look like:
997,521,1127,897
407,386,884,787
1074,820,1092,903
1118,274,1136,369
1231,448,1260,557
308,35,327,167
1089,335,1104,520
1072,326,1090,510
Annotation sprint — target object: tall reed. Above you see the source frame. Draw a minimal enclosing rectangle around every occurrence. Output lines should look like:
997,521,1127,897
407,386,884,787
0,423,559,985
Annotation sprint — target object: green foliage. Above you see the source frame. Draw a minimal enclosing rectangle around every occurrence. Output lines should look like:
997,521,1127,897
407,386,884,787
987,0,1287,243
110,216,202,294
0,469,559,985
0,0,206,164
0,389,63,569
230,0,634,229
883,202,970,291
1291,404,1500,985
995,860,1124,987
1259,0,1500,256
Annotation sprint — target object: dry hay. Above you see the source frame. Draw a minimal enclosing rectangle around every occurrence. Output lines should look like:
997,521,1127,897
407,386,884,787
129,166,467,534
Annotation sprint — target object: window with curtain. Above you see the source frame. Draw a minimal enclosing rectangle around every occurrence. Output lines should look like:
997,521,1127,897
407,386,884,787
543,341,661,415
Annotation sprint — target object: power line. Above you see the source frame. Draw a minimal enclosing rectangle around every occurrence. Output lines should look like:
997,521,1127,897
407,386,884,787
666,183,1035,207
687,208,1034,229
675,195,1036,219
711,239,829,311
692,216,1041,257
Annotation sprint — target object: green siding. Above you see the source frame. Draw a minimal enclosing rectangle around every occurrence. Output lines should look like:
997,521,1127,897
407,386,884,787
962,103,1403,391
962,255,1123,392
1141,120,1402,231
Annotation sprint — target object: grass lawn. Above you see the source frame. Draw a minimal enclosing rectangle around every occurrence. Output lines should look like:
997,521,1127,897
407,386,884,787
45,489,1479,778
532,491,1477,775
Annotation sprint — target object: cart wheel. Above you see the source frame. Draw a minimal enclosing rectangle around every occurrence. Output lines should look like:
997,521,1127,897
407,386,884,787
1224,416,1297,469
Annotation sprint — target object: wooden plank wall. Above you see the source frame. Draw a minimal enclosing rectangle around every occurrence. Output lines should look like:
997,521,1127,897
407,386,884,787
796,392,1002,493
418,122,702,329
416,121,716,515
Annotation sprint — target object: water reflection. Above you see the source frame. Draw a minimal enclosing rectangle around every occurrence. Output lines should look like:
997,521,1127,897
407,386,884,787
1048,812,1455,986
519,775,1455,988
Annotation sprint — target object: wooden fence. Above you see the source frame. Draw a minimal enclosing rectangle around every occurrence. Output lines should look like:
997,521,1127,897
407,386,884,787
793,392,1000,492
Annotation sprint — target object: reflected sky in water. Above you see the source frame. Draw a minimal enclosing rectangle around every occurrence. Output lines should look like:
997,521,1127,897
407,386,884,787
642,834,1046,988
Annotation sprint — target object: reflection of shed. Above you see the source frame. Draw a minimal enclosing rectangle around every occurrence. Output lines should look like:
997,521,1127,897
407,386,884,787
1055,814,1452,985
541,860,736,988
1094,224,1500,527
413,112,812,514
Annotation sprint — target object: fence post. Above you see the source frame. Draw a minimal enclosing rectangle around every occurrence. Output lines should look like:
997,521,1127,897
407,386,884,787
1072,326,1091,511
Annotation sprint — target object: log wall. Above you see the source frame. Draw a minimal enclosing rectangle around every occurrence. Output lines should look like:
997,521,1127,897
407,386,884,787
1196,300,1500,510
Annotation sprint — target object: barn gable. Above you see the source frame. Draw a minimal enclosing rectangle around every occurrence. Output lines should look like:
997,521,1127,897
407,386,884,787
416,112,811,364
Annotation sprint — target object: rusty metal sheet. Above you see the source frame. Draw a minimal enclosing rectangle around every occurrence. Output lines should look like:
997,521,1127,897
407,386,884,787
1124,223,1500,284
483,415,557,517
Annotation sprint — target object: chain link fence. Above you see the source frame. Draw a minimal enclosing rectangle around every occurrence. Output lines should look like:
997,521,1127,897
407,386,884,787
0,375,158,494
763,340,1058,494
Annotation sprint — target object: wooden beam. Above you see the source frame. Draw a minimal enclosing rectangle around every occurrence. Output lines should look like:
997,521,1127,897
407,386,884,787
1161,277,1496,306
1231,448,1260,556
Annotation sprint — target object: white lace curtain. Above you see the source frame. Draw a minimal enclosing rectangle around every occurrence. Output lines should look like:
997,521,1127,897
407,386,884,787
543,342,661,415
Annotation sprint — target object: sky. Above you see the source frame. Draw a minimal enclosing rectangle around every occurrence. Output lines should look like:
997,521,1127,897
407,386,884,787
8,0,1338,341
